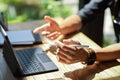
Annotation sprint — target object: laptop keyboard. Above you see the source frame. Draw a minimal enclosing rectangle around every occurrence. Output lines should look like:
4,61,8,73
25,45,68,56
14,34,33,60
15,48,48,74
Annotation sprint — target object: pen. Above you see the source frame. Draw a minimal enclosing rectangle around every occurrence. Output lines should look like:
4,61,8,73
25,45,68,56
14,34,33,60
44,41,89,48
68,44,89,48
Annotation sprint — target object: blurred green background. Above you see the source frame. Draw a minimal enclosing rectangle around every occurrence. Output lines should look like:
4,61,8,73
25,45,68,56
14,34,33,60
0,0,72,23
0,0,115,47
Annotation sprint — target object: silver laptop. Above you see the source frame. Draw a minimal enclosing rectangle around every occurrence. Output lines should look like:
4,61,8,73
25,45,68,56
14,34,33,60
0,25,58,77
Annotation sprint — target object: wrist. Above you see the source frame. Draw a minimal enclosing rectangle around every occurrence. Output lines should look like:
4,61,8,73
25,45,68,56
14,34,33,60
82,48,96,65
87,48,96,65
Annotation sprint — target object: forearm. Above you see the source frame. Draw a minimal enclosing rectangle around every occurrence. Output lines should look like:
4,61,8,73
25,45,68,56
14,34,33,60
95,43,120,61
59,14,82,35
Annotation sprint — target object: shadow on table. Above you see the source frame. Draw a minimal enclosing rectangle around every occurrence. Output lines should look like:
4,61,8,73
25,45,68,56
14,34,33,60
64,60,120,80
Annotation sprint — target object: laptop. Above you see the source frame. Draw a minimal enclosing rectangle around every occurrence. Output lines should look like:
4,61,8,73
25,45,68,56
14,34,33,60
0,20,42,46
0,26,58,77
0,29,42,46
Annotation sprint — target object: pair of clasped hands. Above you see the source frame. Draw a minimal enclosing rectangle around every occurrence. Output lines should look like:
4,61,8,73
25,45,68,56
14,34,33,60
33,16,88,64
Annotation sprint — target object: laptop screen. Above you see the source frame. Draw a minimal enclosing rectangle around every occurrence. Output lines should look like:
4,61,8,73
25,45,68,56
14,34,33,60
0,25,22,74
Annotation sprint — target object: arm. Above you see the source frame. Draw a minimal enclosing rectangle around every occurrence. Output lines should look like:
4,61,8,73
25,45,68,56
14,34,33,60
59,15,82,35
56,39,120,64
58,0,111,35
96,43,120,61
33,0,111,40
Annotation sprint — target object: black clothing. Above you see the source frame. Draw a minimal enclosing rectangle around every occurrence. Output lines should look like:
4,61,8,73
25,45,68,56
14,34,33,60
78,0,113,25
78,0,120,43
78,0,105,46
113,0,120,42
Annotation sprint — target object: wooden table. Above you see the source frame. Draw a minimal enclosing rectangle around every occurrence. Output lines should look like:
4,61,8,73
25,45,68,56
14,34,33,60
0,20,120,80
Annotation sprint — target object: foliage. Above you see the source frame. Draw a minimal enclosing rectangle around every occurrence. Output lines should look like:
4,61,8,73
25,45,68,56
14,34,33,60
41,0,72,18
0,0,72,23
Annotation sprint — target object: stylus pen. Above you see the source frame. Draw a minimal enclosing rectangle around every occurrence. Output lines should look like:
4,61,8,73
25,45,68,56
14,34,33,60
45,41,89,48
68,44,89,48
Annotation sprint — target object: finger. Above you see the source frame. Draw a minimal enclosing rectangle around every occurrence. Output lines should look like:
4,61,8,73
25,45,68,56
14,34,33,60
56,41,77,52
55,41,64,48
56,43,77,58
58,44,77,52
56,53,67,64
57,56,68,64
33,23,50,34
56,41,76,50
57,48,75,60
57,55,72,64
50,32,61,40
41,31,50,36
58,55,77,64
64,71,76,80
63,39,74,45
63,39,80,45
44,16,56,23
46,32,61,40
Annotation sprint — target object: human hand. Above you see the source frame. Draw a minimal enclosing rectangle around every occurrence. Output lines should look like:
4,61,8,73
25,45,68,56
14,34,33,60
33,16,61,40
56,39,88,64
64,62,99,80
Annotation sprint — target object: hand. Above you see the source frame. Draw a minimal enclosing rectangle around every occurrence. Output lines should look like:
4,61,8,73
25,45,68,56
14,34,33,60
64,62,100,80
33,16,61,40
56,39,88,64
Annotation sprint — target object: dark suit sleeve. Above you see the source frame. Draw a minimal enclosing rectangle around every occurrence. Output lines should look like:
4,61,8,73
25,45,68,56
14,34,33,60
78,0,112,25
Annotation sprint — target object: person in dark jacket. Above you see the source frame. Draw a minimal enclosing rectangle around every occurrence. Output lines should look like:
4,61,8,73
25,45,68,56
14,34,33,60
79,0,104,47
33,0,120,79
34,0,119,43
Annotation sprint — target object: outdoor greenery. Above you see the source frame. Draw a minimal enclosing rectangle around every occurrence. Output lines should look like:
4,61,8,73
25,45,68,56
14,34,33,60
0,0,72,23
0,0,113,47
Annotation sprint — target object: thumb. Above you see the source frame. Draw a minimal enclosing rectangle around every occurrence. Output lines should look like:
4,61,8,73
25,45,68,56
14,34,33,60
44,16,56,23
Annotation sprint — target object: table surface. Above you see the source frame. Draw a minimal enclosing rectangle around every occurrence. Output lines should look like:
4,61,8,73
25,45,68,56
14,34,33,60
0,20,120,80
